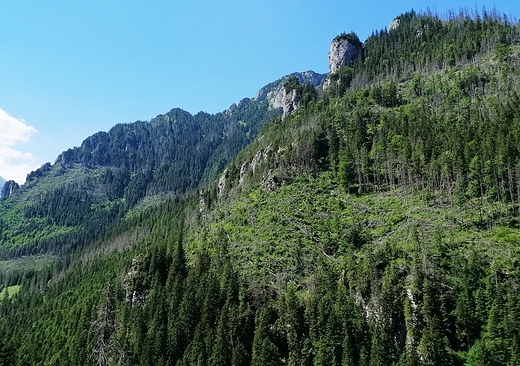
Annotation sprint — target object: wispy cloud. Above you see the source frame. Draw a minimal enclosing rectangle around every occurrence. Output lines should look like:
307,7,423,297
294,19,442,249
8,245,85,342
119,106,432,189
0,108,39,184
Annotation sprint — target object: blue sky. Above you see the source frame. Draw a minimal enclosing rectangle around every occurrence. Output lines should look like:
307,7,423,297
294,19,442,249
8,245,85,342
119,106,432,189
1,1,520,183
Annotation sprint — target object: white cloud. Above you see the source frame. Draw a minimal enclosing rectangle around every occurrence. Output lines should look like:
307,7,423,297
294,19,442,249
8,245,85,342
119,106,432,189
0,108,39,184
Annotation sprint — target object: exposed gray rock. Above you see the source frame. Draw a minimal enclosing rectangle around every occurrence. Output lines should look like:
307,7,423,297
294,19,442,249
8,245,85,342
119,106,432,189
328,35,361,74
217,169,227,197
238,97,251,107
323,33,362,91
405,287,420,356
254,71,327,110
123,256,147,307
281,88,301,117
239,162,250,186
389,18,401,32
261,170,285,191
239,146,279,188
251,146,273,173
1,180,20,199
226,98,251,115
250,151,263,173
415,24,430,38
223,71,326,120
199,189,207,213
407,288,418,310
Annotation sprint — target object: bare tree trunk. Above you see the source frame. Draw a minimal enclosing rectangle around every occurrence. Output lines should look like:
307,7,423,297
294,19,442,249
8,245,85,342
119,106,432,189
92,283,116,366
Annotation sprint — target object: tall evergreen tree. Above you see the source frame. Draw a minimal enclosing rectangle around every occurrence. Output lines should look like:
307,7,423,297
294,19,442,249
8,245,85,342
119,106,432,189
251,307,282,366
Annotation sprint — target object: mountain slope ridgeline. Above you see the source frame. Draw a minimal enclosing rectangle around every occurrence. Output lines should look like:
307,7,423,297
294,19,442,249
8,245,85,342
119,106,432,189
1,9,520,366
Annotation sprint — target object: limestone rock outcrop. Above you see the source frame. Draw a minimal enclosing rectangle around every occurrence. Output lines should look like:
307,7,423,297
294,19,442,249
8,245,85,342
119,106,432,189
389,18,401,32
254,71,327,110
1,180,20,199
280,87,301,117
123,256,147,307
217,169,227,197
328,34,362,74
323,33,362,91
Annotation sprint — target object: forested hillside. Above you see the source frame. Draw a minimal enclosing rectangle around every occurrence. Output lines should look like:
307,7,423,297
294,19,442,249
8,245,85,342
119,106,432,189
1,9,520,366
0,89,282,259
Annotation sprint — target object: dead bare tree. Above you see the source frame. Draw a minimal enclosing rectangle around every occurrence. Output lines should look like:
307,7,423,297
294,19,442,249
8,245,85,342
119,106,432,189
92,283,116,366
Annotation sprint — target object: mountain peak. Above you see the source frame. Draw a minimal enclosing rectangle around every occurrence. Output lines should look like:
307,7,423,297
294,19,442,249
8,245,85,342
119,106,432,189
253,71,327,110
328,32,362,73
0,180,20,199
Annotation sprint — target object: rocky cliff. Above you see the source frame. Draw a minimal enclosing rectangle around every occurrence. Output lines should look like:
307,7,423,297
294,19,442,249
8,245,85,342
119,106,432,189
389,18,401,32
280,87,300,116
254,71,327,110
1,180,20,199
224,71,326,120
328,33,362,73
323,32,362,91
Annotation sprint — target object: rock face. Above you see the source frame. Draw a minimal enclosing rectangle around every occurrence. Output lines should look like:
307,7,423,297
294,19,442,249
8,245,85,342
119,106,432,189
224,71,326,121
251,146,273,173
199,189,207,213
281,88,300,117
328,35,362,74
238,162,250,186
254,71,327,110
226,98,252,114
1,180,20,199
217,169,227,197
238,146,287,191
389,18,401,32
123,256,147,307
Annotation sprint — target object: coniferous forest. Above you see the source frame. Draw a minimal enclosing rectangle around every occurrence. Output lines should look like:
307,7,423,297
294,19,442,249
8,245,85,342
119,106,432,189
1,9,520,365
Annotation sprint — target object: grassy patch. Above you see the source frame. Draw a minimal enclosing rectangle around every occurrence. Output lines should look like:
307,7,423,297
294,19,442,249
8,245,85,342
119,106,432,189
124,194,172,221
0,255,57,273
0,285,20,299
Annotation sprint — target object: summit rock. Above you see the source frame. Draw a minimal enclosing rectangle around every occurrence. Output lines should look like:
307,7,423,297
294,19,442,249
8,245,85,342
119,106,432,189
254,71,327,110
328,33,362,73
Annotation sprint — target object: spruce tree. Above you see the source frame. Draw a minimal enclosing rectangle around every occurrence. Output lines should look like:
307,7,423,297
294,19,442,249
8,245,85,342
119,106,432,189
0,339,13,366
251,307,282,366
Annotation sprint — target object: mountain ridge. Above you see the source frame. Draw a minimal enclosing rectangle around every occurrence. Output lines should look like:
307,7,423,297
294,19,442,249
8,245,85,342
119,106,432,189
29,70,327,182
0,70,326,258
1,9,520,365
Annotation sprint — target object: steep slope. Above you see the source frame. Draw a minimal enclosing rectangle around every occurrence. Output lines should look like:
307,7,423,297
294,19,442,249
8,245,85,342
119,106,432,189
1,9,520,366
0,72,324,259
195,12,520,365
